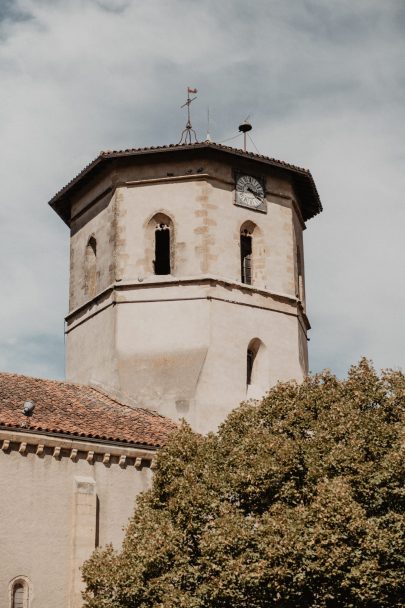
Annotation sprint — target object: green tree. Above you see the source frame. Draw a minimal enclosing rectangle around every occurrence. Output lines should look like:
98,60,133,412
82,360,405,608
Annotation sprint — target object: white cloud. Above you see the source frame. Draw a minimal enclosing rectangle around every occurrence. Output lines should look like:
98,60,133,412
0,0,404,378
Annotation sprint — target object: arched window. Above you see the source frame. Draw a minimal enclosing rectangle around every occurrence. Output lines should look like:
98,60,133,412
239,221,265,287
296,245,304,301
240,229,252,285
154,223,171,275
246,338,267,397
84,236,97,298
13,584,24,608
146,213,174,276
247,347,255,385
10,578,30,608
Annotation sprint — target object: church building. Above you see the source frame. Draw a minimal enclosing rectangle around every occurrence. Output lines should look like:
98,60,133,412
0,140,322,607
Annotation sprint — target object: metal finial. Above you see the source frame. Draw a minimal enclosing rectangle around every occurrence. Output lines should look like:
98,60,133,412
238,118,252,152
178,87,198,144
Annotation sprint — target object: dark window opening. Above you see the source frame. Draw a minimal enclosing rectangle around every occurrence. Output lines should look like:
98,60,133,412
154,225,171,275
247,349,254,385
241,233,252,284
85,237,97,298
296,245,303,300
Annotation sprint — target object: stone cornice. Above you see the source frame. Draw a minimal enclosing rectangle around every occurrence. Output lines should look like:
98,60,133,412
66,275,305,320
0,428,157,470
65,276,311,335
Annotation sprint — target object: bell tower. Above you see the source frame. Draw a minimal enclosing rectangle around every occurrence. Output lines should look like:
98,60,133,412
50,142,322,433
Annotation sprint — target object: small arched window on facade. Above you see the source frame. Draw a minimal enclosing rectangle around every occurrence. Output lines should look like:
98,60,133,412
10,578,30,608
247,346,255,385
239,221,265,288
246,338,267,398
240,228,253,285
296,245,304,302
146,213,174,276
13,584,25,608
84,236,97,298
154,223,171,275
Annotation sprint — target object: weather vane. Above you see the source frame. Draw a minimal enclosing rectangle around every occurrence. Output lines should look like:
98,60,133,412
178,86,198,144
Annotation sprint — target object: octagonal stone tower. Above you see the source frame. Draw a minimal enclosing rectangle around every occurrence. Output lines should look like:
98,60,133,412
50,142,322,433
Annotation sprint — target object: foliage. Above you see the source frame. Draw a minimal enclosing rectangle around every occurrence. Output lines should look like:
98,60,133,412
82,360,405,607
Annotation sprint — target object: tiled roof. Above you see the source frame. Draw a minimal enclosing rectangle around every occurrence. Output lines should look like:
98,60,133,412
0,372,177,448
49,141,322,224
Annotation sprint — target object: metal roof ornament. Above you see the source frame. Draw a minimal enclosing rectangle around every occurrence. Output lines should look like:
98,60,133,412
238,117,252,152
178,87,198,144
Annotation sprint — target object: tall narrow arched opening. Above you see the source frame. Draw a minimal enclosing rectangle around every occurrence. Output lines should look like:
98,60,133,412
13,583,25,608
246,346,255,385
146,213,174,276
84,236,97,298
296,245,304,302
239,221,265,287
240,229,252,285
246,337,267,398
154,223,171,275
9,577,31,608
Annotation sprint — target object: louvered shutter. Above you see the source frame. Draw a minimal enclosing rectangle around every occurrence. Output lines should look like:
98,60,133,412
13,584,25,608
240,234,252,285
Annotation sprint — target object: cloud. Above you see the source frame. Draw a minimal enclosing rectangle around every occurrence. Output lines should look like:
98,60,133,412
0,0,403,379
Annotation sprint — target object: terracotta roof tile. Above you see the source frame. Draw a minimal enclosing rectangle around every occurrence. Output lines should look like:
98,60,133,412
0,372,177,448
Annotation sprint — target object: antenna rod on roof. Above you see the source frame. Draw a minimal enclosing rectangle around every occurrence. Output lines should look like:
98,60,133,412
179,87,199,145
238,117,252,152
206,105,211,141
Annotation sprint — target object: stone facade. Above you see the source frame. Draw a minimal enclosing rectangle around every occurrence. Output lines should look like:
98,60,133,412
0,430,153,608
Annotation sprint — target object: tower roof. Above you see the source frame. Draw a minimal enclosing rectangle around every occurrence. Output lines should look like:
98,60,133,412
49,142,322,225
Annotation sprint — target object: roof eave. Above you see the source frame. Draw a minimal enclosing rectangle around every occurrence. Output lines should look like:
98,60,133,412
0,423,162,450
48,143,322,225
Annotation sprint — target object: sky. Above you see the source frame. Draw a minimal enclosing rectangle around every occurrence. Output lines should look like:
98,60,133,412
0,0,404,380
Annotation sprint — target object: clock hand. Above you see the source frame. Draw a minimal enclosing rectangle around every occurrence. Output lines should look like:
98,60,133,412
247,187,260,200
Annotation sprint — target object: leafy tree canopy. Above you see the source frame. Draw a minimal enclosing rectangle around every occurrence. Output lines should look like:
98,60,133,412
82,360,405,608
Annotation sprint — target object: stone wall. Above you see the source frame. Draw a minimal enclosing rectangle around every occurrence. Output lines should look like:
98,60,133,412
0,431,154,608
65,156,309,432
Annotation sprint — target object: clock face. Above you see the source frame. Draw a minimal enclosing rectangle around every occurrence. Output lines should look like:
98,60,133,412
236,174,265,209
